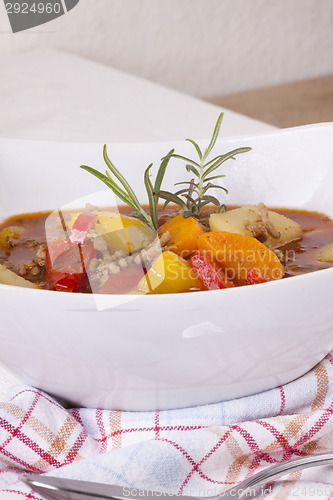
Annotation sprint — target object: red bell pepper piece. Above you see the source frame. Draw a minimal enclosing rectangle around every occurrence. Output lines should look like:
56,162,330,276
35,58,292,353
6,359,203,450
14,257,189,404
246,268,271,285
46,239,99,292
99,265,145,294
52,276,75,293
69,212,98,245
189,250,234,290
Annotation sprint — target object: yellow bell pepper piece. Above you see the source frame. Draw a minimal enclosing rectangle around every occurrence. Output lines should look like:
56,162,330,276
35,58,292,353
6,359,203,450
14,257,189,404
0,226,24,249
136,250,203,294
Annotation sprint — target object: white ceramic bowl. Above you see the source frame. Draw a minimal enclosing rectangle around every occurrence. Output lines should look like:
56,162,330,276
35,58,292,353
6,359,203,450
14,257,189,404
0,123,333,411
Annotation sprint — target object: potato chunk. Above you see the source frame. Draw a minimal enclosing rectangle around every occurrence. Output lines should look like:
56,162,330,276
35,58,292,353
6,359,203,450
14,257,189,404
94,213,155,254
0,264,39,289
209,205,302,248
318,244,333,263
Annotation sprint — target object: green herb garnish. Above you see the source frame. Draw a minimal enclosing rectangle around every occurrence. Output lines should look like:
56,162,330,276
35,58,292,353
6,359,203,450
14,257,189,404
156,113,251,219
81,145,174,231
80,113,251,230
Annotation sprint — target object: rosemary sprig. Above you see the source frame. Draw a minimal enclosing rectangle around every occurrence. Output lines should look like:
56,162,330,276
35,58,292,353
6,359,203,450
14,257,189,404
80,114,251,230
80,146,174,231
156,113,251,219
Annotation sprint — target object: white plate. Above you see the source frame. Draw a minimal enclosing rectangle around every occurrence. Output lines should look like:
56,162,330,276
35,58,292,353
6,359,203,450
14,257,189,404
0,123,333,410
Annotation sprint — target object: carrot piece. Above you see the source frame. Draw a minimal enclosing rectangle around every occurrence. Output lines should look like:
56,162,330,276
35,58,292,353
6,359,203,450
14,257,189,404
158,214,205,258
197,231,284,283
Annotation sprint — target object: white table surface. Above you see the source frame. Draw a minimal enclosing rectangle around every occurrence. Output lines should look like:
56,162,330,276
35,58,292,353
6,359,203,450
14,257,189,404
0,49,275,401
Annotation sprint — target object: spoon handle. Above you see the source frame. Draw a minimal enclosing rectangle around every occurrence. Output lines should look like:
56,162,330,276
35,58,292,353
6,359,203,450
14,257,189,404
224,452,333,499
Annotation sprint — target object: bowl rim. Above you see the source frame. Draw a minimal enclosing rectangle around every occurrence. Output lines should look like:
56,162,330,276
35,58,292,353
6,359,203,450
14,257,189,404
1,121,333,148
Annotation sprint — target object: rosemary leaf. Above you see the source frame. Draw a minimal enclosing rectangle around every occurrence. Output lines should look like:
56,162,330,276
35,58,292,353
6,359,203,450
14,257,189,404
182,211,200,219
157,191,188,210
144,164,158,230
130,210,150,222
203,147,251,178
186,139,203,160
211,184,229,193
201,194,221,206
154,149,174,195
202,112,224,162
105,171,132,200
203,154,227,168
80,165,109,184
186,178,196,210
202,183,229,195
174,181,199,187
185,164,200,177
81,165,137,209
103,145,142,211
181,193,197,205
203,174,226,182
161,153,201,169
162,199,171,210
174,188,193,196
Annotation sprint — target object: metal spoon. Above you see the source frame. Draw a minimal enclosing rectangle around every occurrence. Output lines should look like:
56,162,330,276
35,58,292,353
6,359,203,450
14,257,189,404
22,452,333,500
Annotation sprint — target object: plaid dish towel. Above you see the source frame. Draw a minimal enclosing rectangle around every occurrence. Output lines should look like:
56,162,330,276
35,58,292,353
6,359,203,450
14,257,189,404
1,355,333,499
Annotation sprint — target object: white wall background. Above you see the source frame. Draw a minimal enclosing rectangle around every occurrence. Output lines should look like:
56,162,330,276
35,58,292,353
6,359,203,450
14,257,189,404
0,0,332,99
